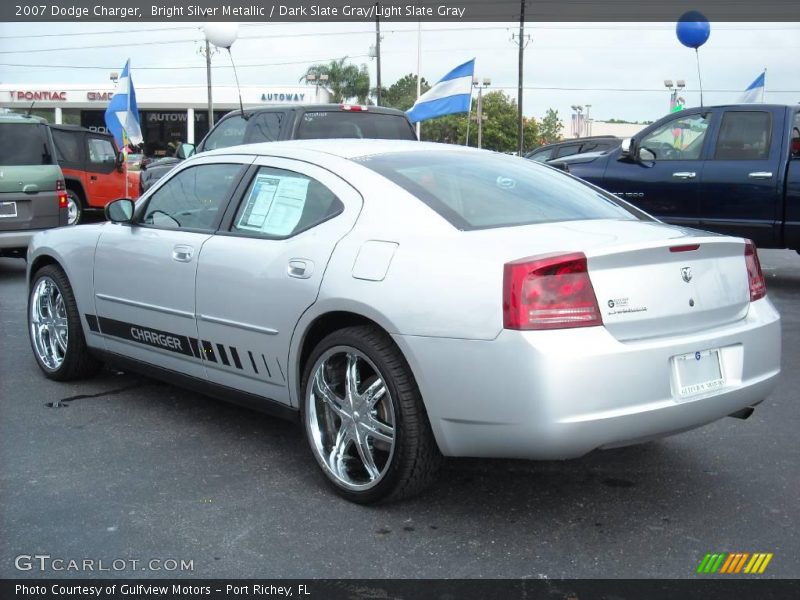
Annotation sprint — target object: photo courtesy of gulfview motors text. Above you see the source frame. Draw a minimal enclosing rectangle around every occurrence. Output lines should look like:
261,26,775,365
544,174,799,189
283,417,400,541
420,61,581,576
0,1,799,599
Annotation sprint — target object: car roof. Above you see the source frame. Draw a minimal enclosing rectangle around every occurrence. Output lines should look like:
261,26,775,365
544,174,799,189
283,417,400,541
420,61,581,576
49,124,102,134
202,139,477,160
0,113,48,124
221,103,409,118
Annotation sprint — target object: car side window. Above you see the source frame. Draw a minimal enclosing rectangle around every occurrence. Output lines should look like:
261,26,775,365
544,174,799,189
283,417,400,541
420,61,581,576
140,164,243,232
52,130,82,164
87,137,116,164
639,113,711,160
202,115,247,151
714,111,771,160
245,112,283,143
232,166,343,238
530,149,553,163
555,144,581,158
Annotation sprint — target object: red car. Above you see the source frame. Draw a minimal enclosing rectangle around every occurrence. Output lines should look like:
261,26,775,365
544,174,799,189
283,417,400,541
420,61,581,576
50,125,140,225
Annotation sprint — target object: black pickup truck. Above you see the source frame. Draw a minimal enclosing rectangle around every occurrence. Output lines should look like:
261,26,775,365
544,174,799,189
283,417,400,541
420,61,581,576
558,104,800,251
140,103,417,192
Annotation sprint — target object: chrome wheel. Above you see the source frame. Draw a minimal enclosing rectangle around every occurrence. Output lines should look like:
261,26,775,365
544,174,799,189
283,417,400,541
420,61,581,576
306,347,396,491
66,193,80,225
30,277,69,370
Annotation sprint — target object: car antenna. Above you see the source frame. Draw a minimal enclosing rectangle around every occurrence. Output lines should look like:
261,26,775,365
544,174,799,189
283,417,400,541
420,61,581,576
25,101,35,117
225,46,248,120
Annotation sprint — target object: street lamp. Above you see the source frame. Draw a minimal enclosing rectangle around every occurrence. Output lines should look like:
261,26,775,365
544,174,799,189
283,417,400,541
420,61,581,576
306,73,329,103
570,105,584,137
471,76,491,149
664,79,686,111
203,24,241,126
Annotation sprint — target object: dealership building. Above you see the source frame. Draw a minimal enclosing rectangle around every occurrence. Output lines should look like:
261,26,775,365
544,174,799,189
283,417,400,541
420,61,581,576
0,83,331,156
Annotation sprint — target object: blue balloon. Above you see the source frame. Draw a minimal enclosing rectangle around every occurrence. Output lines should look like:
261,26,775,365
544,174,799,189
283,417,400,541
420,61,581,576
676,11,711,49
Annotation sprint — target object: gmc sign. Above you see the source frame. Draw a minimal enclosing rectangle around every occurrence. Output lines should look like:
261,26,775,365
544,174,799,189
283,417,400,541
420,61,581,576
87,92,114,101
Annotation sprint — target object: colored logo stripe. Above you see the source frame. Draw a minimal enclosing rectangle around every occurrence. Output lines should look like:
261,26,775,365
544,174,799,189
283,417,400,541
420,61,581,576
697,552,773,574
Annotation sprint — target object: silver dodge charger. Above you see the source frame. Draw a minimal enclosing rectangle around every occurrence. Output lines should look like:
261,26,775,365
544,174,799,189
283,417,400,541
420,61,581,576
26,140,781,503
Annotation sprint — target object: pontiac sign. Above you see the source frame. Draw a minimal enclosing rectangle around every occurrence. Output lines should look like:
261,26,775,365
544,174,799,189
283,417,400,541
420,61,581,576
10,90,66,101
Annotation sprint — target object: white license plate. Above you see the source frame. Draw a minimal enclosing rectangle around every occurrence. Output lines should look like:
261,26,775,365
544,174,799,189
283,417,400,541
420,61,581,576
0,202,17,218
674,349,725,398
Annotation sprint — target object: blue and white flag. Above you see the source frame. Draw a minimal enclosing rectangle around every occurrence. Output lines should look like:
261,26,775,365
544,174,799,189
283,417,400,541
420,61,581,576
406,59,475,124
739,71,766,103
104,59,143,148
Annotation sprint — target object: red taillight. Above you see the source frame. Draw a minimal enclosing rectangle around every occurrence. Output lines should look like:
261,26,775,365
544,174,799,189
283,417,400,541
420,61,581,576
669,244,700,253
340,104,366,111
744,240,766,301
57,181,68,208
503,252,602,330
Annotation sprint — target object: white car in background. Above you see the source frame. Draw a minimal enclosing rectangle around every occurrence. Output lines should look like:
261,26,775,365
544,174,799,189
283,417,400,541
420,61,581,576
26,140,781,503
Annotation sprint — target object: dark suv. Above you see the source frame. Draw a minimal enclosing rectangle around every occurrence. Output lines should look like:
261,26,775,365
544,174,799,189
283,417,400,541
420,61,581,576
525,136,621,163
0,114,67,258
140,104,417,192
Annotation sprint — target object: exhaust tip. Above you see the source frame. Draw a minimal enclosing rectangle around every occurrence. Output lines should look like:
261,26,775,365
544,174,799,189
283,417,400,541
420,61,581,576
728,407,755,420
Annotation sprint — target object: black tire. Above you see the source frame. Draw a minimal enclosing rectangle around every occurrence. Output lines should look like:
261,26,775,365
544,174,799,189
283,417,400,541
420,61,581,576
66,189,82,226
301,325,442,504
28,264,102,381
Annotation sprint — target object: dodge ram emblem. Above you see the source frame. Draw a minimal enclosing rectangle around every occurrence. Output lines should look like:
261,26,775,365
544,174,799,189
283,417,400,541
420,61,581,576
681,266,693,283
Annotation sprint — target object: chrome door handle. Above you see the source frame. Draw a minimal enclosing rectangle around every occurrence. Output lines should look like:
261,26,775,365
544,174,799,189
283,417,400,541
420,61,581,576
672,172,697,179
288,259,313,279
172,244,194,262
748,171,773,179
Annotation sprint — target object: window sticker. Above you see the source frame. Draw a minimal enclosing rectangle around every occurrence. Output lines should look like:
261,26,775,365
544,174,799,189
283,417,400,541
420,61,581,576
237,172,310,236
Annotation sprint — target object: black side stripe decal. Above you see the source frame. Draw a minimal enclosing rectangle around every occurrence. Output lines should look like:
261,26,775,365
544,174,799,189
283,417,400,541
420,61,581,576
261,355,272,378
216,344,230,367
188,337,200,359
230,347,243,370
85,314,99,333
94,316,195,357
85,314,280,380
201,340,217,362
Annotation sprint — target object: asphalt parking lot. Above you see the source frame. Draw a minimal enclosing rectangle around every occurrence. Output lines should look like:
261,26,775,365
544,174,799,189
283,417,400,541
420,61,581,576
1,250,798,579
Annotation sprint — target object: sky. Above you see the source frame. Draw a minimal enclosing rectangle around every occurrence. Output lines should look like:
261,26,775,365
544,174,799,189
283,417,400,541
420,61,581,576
0,20,798,124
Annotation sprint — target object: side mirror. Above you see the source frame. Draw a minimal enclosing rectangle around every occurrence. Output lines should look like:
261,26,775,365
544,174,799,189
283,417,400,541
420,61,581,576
114,151,125,172
176,143,196,160
620,137,633,157
636,148,656,163
105,198,134,223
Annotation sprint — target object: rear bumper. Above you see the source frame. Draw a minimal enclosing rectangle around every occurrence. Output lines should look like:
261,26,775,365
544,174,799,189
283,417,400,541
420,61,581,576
393,298,781,459
0,229,50,251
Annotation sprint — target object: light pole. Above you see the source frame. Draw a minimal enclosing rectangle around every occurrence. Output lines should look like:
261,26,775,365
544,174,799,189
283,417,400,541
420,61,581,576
306,73,329,103
664,79,686,111
471,77,491,149
585,104,592,136
570,104,584,137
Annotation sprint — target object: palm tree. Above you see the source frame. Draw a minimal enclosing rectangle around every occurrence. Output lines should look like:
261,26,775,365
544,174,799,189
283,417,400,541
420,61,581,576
301,57,371,104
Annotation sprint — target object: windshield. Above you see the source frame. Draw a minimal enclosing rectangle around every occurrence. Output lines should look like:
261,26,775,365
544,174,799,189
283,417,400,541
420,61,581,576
296,111,416,141
0,123,55,166
358,150,647,230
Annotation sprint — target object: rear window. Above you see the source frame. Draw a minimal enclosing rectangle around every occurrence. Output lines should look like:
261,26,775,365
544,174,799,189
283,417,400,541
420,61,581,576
358,150,644,230
296,111,416,141
0,123,55,166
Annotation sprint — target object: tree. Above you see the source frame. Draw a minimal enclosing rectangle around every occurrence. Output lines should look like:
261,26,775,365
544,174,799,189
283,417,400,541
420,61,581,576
377,73,430,111
301,58,370,104
537,109,564,145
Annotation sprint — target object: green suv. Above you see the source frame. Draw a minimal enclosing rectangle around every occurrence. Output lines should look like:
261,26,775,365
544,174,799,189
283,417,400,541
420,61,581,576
0,114,67,258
